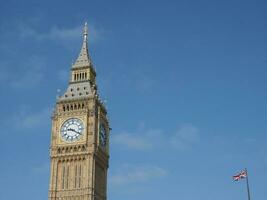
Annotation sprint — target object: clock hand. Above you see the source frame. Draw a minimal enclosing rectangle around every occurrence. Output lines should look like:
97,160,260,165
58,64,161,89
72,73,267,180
67,128,81,134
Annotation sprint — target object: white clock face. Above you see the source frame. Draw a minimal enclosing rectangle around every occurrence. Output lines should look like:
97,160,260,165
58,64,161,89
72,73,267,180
60,118,84,142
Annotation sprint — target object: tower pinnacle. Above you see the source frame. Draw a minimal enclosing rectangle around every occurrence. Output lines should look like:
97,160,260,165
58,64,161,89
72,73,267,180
83,22,88,37
72,22,92,69
58,23,97,101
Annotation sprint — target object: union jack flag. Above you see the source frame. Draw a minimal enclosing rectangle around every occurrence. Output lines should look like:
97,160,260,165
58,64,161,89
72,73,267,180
233,170,247,181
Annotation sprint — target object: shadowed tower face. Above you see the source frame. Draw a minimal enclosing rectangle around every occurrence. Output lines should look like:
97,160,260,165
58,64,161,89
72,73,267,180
49,23,110,200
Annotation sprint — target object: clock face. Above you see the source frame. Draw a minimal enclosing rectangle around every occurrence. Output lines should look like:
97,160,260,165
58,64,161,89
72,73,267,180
60,118,84,142
99,123,107,147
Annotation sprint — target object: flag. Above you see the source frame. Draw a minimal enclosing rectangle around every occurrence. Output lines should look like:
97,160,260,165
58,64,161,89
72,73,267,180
233,170,247,181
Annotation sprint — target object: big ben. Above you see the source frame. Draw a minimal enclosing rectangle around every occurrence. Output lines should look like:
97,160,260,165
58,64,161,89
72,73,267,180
48,23,110,200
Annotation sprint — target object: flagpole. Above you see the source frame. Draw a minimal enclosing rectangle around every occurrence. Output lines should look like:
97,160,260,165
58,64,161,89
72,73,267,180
245,168,251,200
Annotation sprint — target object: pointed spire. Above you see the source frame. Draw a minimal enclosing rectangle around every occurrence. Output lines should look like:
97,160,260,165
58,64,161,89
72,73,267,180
72,22,92,69
83,22,88,37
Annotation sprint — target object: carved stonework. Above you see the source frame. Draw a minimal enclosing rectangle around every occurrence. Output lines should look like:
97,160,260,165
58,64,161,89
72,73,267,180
48,23,110,200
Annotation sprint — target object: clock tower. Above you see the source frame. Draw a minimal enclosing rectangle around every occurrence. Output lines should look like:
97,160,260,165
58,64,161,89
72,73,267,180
48,23,110,200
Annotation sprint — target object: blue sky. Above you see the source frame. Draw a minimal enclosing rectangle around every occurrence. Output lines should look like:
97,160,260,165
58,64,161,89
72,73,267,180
0,0,267,199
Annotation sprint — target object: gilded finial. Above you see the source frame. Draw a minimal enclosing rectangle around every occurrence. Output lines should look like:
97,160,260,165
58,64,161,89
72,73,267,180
83,22,88,36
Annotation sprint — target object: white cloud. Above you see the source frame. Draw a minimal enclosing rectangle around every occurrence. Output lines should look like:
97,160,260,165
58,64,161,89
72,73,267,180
135,73,156,92
0,55,46,90
0,66,8,82
13,107,52,130
112,129,163,151
18,23,102,44
112,123,199,152
9,56,45,89
170,124,199,151
112,133,152,150
19,25,81,41
32,162,50,174
110,164,167,186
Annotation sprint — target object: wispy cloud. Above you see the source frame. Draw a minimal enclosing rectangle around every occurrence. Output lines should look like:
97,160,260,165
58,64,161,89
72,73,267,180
0,55,46,90
112,129,163,151
18,23,102,44
170,124,199,151
32,162,50,174
112,123,199,152
10,56,45,89
19,25,80,41
110,164,167,186
135,72,156,93
12,107,51,130
0,66,8,82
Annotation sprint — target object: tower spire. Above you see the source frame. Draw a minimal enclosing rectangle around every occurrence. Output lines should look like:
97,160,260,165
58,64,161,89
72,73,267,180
83,22,88,37
72,22,92,69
